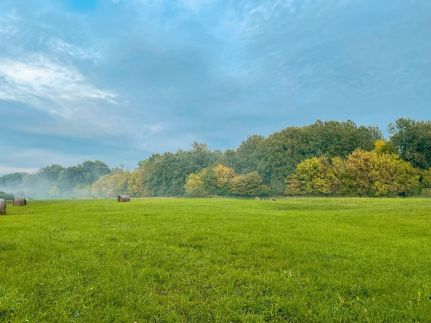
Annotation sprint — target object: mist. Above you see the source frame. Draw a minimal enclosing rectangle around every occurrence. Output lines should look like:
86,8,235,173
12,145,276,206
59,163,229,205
0,161,111,199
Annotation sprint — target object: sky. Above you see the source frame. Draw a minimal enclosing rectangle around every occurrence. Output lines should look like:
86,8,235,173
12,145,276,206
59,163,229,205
0,0,430,174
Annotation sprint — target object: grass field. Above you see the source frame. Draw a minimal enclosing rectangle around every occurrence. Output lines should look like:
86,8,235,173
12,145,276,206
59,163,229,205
0,198,430,322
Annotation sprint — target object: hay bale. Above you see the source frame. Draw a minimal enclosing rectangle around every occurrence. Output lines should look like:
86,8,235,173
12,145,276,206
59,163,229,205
0,199,6,215
117,195,130,202
13,197,27,206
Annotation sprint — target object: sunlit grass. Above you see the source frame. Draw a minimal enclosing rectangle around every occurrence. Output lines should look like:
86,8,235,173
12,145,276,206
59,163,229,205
0,198,430,321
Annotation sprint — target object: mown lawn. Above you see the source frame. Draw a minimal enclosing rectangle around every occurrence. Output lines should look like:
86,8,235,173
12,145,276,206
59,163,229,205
0,198,430,322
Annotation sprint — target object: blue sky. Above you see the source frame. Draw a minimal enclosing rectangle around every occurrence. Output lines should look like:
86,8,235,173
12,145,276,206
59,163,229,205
0,0,430,174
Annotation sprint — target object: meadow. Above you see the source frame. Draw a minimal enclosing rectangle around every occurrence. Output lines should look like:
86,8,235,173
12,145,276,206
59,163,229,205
0,198,430,322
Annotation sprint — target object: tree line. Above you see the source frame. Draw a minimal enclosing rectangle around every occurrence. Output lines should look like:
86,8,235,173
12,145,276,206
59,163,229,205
1,119,431,198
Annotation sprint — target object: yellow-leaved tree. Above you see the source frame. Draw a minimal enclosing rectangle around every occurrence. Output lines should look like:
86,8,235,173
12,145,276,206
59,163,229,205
286,157,343,195
287,150,420,196
231,171,268,197
91,170,131,197
184,169,208,197
343,150,420,196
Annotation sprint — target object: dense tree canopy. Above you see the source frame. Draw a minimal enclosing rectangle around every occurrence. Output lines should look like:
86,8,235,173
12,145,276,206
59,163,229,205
257,120,381,194
286,157,344,196
389,118,431,169
0,119,430,198
230,172,268,197
287,150,420,197
185,165,267,197
136,143,220,196
223,135,265,174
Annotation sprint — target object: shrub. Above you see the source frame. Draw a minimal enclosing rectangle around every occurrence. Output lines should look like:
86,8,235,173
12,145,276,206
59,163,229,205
231,172,268,197
342,150,420,196
286,157,343,195
287,150,421,197
91,171,131,197
185,170,209,197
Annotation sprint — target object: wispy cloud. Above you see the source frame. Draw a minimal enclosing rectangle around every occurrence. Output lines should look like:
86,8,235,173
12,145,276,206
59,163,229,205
0,24,17,38
0,10,20,38
222,0,351,38
0,54,116,116
46,38,101,62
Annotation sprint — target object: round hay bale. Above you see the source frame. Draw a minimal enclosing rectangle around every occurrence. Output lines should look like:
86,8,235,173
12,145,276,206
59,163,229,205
0,199,6,215
117,195,130,202
13,197,27,206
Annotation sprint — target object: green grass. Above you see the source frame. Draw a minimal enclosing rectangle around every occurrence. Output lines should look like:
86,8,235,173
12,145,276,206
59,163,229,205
0,198,430,322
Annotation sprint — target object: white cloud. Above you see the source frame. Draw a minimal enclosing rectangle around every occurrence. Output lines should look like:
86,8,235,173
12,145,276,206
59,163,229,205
223,0,348,37
0,54,116,117
46,38,101,62
0,24,17,38
0,10,21,38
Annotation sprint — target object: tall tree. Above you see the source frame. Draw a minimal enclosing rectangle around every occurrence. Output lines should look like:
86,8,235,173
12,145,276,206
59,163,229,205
389,118,431,169
259,121,381,194
137,143,220,196
234,135,265,174
0,173,26,188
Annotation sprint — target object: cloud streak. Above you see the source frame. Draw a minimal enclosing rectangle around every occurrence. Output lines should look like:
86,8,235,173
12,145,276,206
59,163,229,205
0,54,116,116
46,38,101,62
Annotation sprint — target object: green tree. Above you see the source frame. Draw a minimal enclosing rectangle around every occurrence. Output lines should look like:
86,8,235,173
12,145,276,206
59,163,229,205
231,171,268,197
58,161,110,192
389,118,431,169
0,173,26,188
137,143,220,196
420,169,431,189
38,165,65,182
234,135,265,174
260,121,381,194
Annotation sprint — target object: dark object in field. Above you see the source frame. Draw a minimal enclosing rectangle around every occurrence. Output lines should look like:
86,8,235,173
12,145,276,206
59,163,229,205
117,195,130,202
13,197,27,206
0,199,6,215
271,197,277,201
